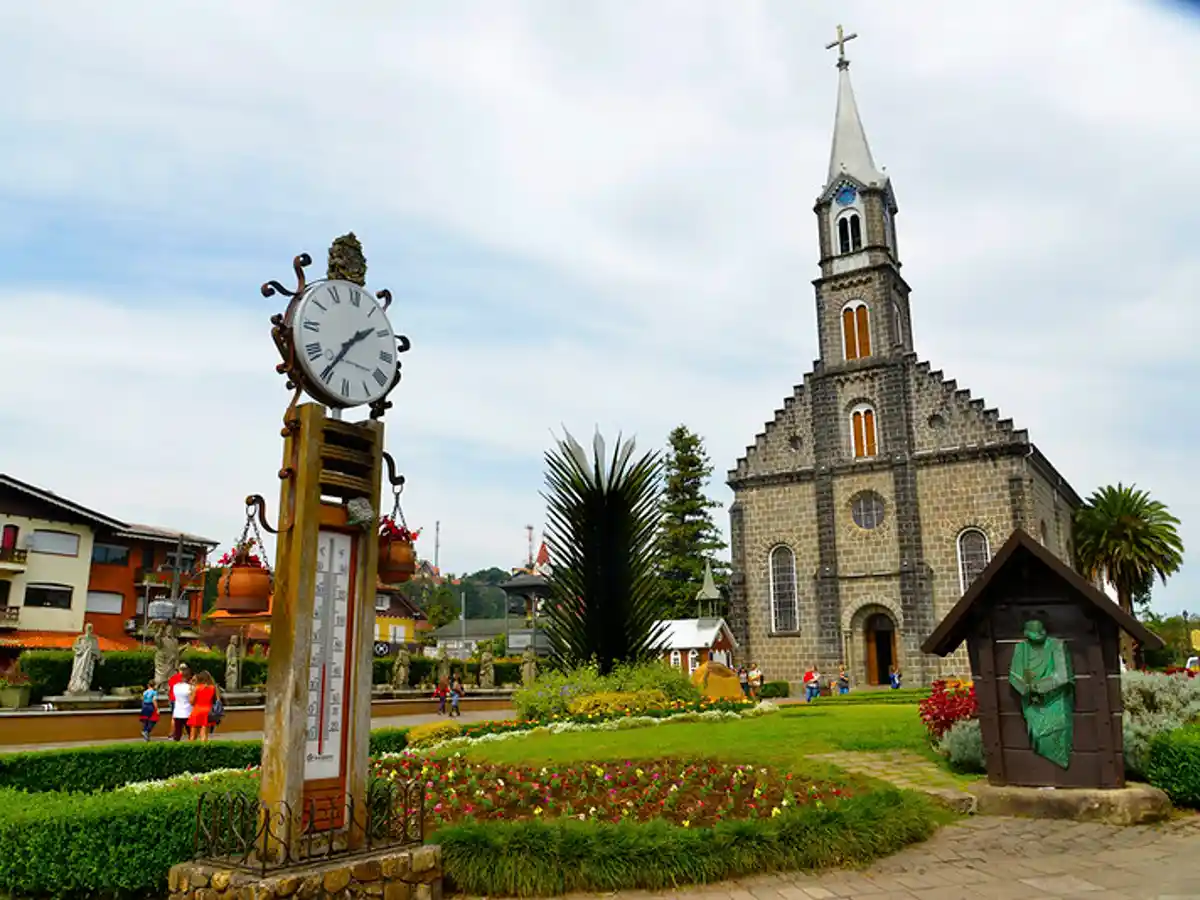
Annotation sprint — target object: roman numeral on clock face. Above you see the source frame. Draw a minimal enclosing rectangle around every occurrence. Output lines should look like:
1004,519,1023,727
361,380,371,397
379,350,393,364
306,342,322,361
341,378,351,397
327,285,341,304
375,329,389,338
372,368,388,386
303,320,320,332
349,289,362,307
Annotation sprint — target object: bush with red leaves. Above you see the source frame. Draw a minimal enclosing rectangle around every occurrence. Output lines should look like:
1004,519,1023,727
918,679,978,740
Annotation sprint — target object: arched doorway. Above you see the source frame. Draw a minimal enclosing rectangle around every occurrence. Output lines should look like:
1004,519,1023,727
864,613,898,686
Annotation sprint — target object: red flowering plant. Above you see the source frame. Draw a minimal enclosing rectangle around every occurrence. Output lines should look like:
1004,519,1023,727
379,517,420,544
918,678,978,740
216,538,267,570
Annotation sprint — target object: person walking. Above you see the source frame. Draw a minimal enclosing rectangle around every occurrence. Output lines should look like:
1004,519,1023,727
188,671,216,743
170,669,193,741
434,677,449,716
737,666,750,697
139,680,160,741
837,666,851,696
207,681,226,738
449,674,464,718
889,665,903,690
748,663,764,700
803,666,821,702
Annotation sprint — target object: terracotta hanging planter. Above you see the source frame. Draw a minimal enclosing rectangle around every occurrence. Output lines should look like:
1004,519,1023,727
215,537,273,614
218,564,272,613
378,515,421,584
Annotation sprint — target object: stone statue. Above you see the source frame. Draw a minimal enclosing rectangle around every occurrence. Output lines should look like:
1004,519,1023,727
391,645,411,690
66,624,103,694
436,646,450,684
153,622,180,695
521,645,537,687
479,648,495,689
225,633,243,691
1009,619,1075,769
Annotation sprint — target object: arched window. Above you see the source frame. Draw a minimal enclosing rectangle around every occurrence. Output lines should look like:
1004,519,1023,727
957,528,991,594
850,404,878,459
841,302,871,360
687,649,700,674
768,545,798,633
669,650,681,669
836,212,863,254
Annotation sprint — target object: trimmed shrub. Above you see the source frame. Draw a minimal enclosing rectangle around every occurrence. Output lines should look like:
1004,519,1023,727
435,788,936,896
939,719,985,774
759,681,790,699
604,661,698,702
0,730,408,794
1144,725,1200,808
567,690,669,717
513,662,700,721
21,649,269,699
1121,670,1200,778
406,721,463,748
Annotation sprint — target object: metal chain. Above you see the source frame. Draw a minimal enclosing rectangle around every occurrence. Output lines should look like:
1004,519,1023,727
389,484,407,529
245,502,274,577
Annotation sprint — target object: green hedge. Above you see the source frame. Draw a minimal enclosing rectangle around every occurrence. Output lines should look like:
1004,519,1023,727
375,656,521,688
1144,725,1200,808
435,788,936,896
759,681,790,699
0,728,410,794
20,650,270,700
0,780,934,899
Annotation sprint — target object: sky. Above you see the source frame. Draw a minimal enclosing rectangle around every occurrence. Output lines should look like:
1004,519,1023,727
0,1,1197,615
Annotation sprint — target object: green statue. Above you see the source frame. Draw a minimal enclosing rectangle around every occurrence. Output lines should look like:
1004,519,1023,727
1008,619,1075,769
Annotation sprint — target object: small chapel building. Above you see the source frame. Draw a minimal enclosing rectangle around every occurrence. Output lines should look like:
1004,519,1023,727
726,31,1082,688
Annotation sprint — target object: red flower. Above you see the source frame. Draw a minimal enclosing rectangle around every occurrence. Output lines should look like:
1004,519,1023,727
379,516,421,543
918,680,978,739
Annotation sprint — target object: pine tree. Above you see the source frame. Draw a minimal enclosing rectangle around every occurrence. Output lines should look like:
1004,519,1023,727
657,425,728,619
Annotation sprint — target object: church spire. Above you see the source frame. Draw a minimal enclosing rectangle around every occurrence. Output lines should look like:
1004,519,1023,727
824,25,886,189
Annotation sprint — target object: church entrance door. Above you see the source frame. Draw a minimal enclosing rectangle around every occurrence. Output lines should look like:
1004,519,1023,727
864,613,897,686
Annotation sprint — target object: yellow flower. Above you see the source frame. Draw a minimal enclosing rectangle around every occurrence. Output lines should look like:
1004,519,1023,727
771,807,781,817
682,819,690,828
534,807,543,816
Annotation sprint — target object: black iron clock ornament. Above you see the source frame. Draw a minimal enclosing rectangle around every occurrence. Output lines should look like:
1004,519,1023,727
264,251,411,421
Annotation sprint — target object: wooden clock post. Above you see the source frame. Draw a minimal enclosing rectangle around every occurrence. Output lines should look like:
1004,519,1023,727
258,404,384,848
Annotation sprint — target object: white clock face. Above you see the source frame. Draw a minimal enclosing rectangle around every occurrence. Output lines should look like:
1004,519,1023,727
290,280,399,408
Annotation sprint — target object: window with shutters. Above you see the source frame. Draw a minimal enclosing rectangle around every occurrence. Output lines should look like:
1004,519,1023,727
86,590,124,614
24,583,74,609
841,301,872,360
768,545,798,633
850,404,878,458
957,528,991,594
28,530,80,557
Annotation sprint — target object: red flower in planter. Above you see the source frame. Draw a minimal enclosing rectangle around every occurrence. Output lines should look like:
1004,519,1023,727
379,516,421,543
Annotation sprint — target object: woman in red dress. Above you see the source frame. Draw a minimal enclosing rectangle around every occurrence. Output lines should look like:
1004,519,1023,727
188,670,217,742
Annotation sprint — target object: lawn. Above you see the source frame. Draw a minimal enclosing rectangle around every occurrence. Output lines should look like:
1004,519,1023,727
452,702,937,788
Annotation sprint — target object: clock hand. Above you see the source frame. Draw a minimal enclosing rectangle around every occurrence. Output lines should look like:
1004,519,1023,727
321,333,362,381
343,359,371,373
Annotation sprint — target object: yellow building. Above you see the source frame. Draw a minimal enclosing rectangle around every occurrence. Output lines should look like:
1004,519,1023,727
373,583,429,651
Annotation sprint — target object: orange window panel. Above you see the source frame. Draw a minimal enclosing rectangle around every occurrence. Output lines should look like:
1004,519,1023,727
842,308,858,360
852,411,865,457
864,409,877,456
855,305,871,358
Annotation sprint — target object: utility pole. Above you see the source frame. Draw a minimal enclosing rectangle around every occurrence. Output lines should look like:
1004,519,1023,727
169,532,184,621
525,525,534,569
434,521,440,572
460,590,467,651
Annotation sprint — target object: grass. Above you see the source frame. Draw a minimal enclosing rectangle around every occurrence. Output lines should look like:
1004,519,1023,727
452,703,940,789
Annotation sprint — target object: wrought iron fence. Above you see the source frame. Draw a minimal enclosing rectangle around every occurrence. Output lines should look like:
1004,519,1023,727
193,779,423,875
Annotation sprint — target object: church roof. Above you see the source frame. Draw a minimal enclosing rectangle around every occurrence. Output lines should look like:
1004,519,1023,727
921,529,1163,656
654,618,738,651
826,58,887,191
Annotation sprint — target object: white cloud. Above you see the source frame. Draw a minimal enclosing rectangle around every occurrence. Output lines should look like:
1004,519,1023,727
0,0,1197,613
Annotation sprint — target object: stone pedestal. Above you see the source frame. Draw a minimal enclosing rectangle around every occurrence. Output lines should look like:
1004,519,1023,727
970,782,1171,826
169,844,442,900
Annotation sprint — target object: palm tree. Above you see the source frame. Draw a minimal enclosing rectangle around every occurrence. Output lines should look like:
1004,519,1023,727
1073,483,1185,668
540,430,667,675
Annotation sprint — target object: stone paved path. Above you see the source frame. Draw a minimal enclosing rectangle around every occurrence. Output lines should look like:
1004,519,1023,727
468,814,1200,900
806,750,975,810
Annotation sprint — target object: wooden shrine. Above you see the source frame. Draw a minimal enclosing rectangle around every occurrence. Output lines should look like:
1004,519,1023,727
922,529,1163,790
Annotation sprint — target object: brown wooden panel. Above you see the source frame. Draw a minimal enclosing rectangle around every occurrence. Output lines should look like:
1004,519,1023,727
996,711,1113,753
978,627,1006,785
999,748,1122,789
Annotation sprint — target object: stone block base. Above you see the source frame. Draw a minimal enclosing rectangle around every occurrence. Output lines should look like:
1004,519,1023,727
168,843,442,900
970,782,1171,826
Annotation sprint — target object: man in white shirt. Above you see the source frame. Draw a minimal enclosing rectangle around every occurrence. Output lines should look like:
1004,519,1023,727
171,673,193,741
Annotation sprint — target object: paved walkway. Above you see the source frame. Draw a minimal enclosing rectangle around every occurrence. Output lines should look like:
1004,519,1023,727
807,750,975,810
0,708,510,753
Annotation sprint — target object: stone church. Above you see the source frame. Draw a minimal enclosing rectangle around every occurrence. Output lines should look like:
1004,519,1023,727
726,38,1082,688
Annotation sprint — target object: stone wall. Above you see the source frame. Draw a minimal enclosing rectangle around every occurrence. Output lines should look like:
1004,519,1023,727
168,844,441,900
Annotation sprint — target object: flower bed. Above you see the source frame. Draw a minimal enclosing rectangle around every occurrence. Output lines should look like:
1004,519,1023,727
918,679,977,740
377,756,845,828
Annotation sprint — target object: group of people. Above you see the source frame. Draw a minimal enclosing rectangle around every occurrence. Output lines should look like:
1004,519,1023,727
736,663,764,698
433,674,466,717
138,662,225,742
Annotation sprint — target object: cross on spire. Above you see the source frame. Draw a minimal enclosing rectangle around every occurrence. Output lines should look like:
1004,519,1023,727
825,24,858,70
